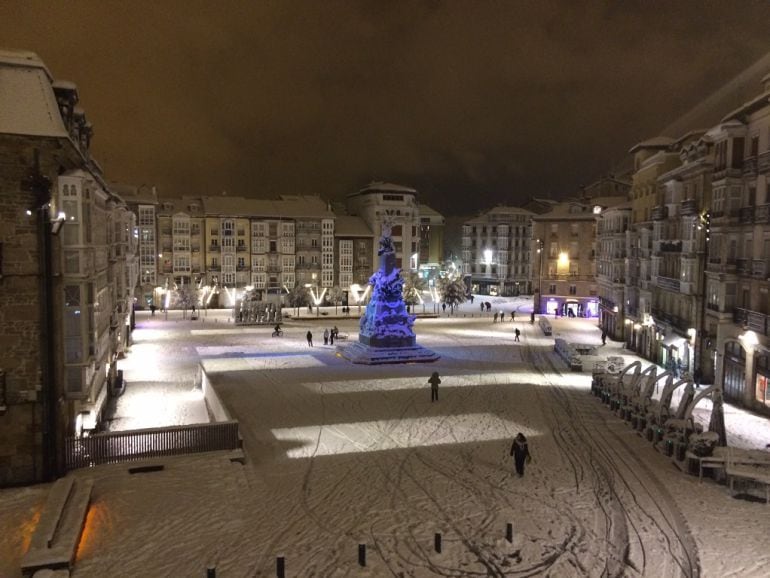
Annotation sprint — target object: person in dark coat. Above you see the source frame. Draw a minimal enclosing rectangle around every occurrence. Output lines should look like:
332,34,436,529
428,371,441,402
323,328,329,345
510,432,531,477
601,329,607,346
306,330,313,346
514,328,520,342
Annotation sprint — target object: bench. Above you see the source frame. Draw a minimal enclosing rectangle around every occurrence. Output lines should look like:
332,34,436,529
726,449,770,504
22,477,94,573
689,447,770,487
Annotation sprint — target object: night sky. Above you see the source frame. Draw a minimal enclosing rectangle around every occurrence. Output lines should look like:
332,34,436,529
2,1,770,216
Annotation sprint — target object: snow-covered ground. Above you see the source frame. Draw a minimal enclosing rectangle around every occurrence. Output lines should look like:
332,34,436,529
2,295,770,577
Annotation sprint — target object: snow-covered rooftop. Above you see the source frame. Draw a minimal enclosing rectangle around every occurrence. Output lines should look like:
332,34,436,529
333,215,373,237
352,181,418,196
0,51,68,138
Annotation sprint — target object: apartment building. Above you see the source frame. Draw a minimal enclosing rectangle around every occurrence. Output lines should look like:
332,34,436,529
624,138,683,361
462,206,534,296
418,204,445,266
346,182,421,271
532,197,624,317
596,201,631,341
707,73,770,412
0,50,136,485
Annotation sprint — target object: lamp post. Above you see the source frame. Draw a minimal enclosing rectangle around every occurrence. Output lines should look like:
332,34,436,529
535,239,544,314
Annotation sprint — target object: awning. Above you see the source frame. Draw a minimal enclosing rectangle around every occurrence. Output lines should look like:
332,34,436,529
661,333,687,348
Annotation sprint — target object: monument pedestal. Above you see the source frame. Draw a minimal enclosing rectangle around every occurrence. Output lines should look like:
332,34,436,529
339,342,440,365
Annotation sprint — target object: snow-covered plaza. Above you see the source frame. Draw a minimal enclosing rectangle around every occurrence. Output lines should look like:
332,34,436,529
3,296,770,577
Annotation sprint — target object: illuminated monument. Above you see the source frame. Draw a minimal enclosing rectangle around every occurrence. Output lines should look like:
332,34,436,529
340,223,439,364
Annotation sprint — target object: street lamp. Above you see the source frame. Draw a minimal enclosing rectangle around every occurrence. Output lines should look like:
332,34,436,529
535,239,544,314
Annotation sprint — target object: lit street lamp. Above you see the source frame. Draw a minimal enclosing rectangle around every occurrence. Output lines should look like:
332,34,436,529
535,239,544,314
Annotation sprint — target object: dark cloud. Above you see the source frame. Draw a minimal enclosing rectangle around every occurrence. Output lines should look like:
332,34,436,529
2,0,769,215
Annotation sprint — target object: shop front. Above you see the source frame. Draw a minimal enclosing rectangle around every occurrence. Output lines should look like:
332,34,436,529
753,351,770,414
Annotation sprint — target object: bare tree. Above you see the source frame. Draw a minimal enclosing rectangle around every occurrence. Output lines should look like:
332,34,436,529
328,286,344,315
286,284,309,317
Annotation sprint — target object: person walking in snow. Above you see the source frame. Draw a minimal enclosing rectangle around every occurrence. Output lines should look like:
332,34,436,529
601,329,607,346
480,302,485,313
442,303,447,313
493,312,499,323
470,294,474,304
511,311,515,322
428,371,441,402
323,328,329,345
329,329,335,346
306,330,313,347
514,328,520,342
510,432,531,477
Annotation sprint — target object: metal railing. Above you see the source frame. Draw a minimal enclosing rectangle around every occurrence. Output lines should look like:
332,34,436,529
65,421,241,470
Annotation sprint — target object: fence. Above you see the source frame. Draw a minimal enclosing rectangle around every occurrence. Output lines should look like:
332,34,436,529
65,420,241,470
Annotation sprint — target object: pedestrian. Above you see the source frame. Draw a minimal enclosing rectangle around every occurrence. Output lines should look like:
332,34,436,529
694,368,702,389
306,330,313,347
330,330,335,346
601,329,607,346
428,371,441,402
470,294,474,304
493,312,499,323
499,310,504,322
192,304,196,314
323,328,329,345
333,325,339,339
486,302,491,312
511,311,515,322
530,311,535,324
510,432,531,477
150,304,156,316
514,328,520,342
442,303,447,313
480,302,485,313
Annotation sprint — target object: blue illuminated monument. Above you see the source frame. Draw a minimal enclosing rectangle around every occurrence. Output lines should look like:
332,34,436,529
340,223,439,364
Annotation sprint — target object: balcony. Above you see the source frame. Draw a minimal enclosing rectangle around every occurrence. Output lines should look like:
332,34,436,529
651,206,668,221
736,259,751,276
712,167,743,182
753,260,769,279
755,204,770,225
734,307,770,336
657,276,680,293
759,151,770,175
743,156,758,177
680,199,698,216
739,207,754,224
209,245,220,252
236,245,247,252
208,266,221,272
659,240,682,253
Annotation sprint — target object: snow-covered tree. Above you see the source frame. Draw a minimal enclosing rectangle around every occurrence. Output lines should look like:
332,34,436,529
402,272,427,306
437,276,467,313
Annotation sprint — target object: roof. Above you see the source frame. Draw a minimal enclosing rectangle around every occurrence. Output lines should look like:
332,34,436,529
0,49,68,138
110,183,159,205
628,137,675,154
350,181,418,197
532,196,627,221
334,215,373,237
464,205,535,225
200,195,334,218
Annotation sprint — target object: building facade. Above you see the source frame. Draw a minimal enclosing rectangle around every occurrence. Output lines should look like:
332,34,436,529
0,50,136,485
461,206,534,296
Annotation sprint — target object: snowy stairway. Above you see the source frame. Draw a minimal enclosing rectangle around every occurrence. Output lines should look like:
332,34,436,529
21,477,93,575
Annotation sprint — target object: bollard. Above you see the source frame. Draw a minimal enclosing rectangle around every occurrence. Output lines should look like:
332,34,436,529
276,556,285,578
207,567,216,578
358,543,366,567
434,532,442,553
506,522,513,543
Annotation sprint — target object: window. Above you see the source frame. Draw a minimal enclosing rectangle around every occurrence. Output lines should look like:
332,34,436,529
569,285,577,295
548,284,556,294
